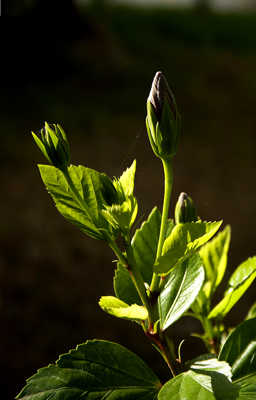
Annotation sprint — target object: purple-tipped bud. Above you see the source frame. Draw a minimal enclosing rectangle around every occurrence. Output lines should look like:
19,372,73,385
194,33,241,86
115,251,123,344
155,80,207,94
146,71,180,160
148,71,177,121
175,192,197,224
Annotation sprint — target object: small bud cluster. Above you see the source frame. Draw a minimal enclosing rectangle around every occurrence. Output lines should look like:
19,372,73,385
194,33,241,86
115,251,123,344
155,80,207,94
32,122,70,171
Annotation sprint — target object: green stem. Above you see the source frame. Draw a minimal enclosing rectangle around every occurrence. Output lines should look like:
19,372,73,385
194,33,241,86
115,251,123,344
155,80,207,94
150,159,173,293
109,240,153,326
147,330,177,377
201,315,217,354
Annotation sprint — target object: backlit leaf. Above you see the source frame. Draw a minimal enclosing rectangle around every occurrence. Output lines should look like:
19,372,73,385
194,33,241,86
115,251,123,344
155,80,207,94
154,221,222,275
246,303,256,320
99,296,148,321
118,159,136,197
208,257,256,319
39,164,114,240
199,226,231,297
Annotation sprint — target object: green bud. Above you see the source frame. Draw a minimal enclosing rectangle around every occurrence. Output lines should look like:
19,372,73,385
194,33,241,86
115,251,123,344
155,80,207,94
175,192,197,224
146,71,180,160
100,173,120,206
32,122,70,171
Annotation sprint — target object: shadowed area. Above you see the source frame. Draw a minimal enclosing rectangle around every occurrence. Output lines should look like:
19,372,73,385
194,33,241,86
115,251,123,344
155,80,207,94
2,4,256,398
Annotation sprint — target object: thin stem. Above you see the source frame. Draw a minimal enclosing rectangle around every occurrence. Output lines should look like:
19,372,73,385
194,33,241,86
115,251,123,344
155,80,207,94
201,315,217,354
109,240,153,326
146,330,177,377
150,159,173,293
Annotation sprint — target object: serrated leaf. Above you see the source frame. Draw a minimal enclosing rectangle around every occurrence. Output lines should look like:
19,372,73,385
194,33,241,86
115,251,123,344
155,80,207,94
39,164,114,240
102,196,138,232
17,340,160,400
114,208,174,305
99,296,148,321
118,160,136,197
158,369,237,400
154,221,222,275
208,257,256,319
158,253,205,331
199,226,231,297
219,318,256,379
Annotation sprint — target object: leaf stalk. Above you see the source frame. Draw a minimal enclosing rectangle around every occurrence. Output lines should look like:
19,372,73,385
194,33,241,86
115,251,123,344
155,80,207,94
109,240,154,326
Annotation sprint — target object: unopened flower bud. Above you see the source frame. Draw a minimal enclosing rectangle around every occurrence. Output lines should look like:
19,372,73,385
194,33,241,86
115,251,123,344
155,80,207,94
146,71,180,160
32,122,70,171
175,192,197,224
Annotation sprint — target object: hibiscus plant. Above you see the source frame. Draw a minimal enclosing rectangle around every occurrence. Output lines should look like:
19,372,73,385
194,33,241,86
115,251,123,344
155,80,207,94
17,72,256,400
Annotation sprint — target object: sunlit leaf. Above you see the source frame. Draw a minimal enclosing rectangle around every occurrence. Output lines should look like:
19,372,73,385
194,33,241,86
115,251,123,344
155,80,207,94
39,164,114,240
118,159,136,197
246,303,256,320
189,355,232,381
158,369,237,400
158,253,204,330
155,221,222,275
208,257,256,319
199,226,231,297
16,340,160,400
99,296,148,321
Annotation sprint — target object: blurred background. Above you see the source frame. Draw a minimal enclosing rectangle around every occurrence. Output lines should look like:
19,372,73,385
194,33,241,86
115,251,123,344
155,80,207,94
3,0,256,398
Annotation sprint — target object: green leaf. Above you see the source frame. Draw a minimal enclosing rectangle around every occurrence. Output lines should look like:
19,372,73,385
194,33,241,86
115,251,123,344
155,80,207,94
102,196,138,232
234,373,256,400
158,253,205,330
39,164,114,240
199,226,231,298
189,355,232,380
17,340,160,400
113,208,173,305
32,131,52,164
158,370,237,400
208,257,256,319
246,303,256,320
132,207,166,283
118,160,136,197
99,296,148,321
219,318,256,379
114,262,141,305
155,221,222,275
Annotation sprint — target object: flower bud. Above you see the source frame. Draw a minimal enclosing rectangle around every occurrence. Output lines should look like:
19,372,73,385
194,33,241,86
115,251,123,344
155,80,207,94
146,71,180,160
32,122,70,171
175,192,197,224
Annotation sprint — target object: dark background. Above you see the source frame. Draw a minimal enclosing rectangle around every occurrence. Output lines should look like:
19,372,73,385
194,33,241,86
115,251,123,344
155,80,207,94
3,2,256,398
